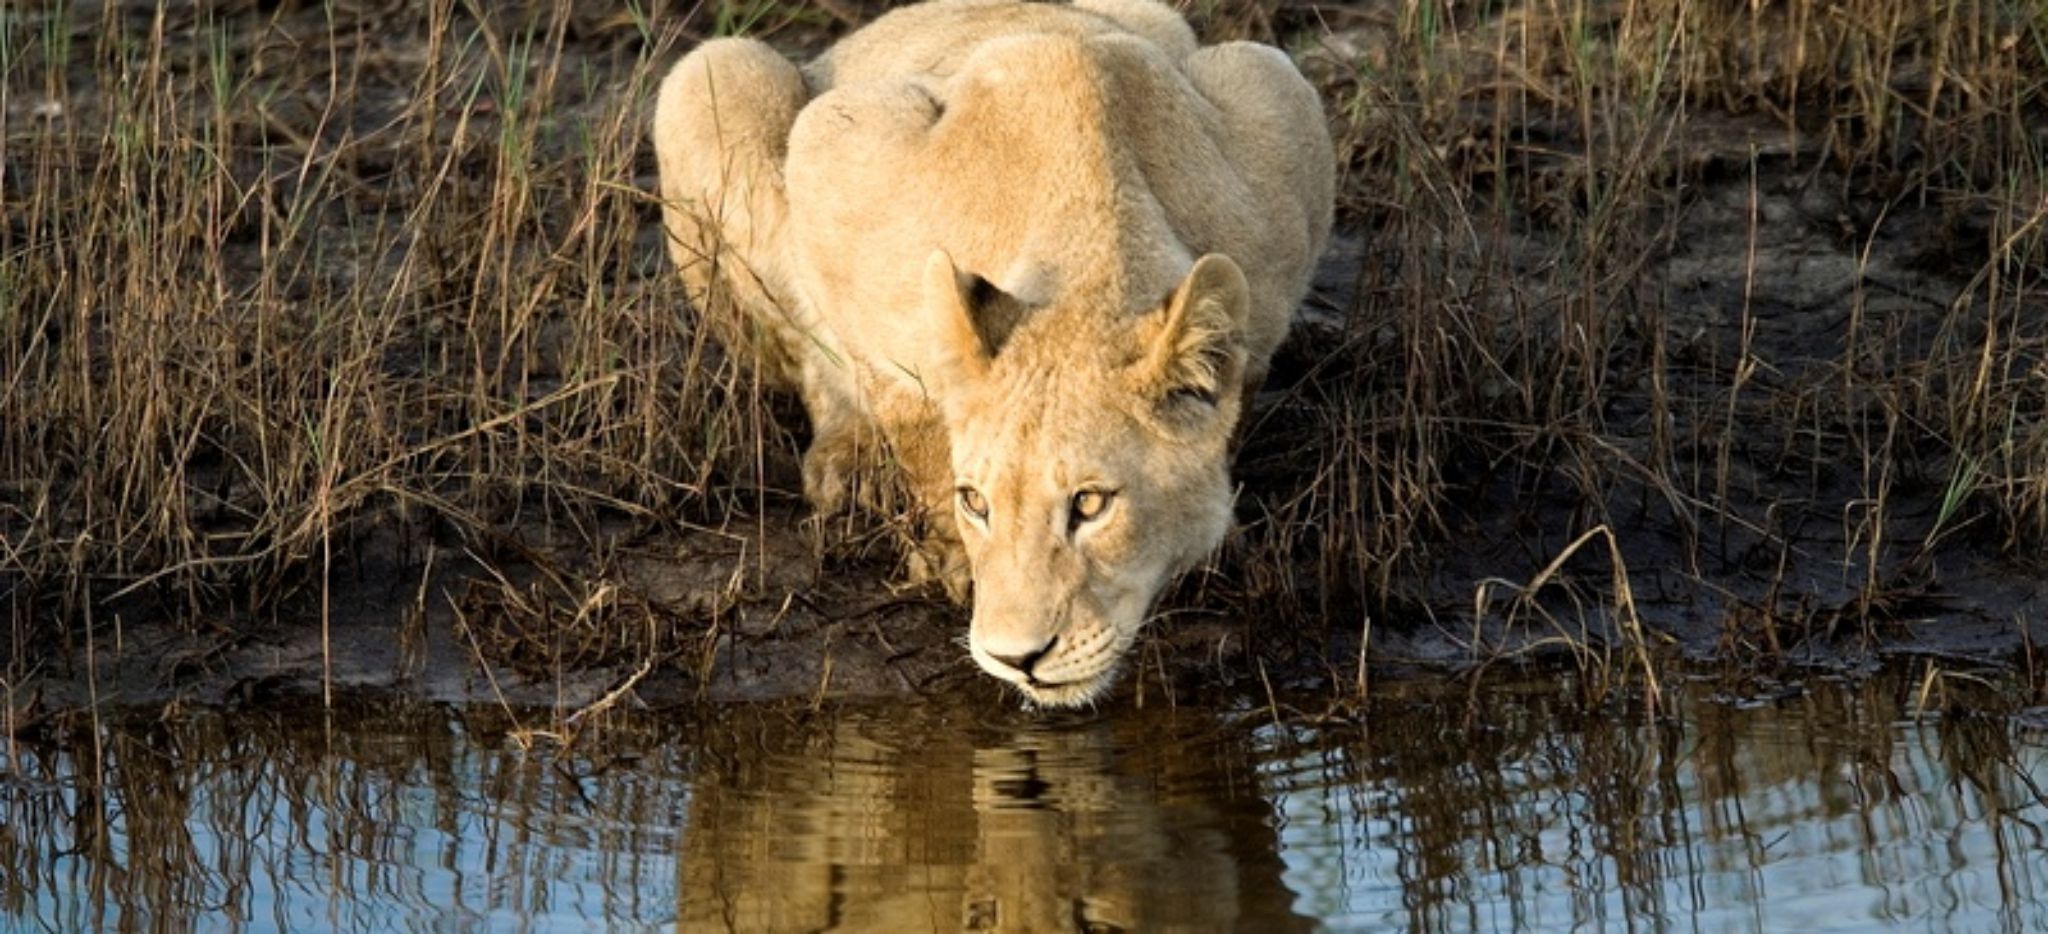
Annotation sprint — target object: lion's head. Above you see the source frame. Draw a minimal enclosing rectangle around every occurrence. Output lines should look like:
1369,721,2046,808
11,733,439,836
920,250,1251,706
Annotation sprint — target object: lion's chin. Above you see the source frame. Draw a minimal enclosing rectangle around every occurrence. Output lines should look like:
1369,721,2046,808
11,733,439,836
969,649,1121,708
1013,673,1116,709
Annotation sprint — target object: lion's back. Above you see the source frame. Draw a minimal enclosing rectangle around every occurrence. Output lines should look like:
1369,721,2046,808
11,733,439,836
807,0,1195,89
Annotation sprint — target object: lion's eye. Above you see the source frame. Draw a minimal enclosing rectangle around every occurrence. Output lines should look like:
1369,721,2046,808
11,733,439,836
958,486,989,520
1070,489,1112,526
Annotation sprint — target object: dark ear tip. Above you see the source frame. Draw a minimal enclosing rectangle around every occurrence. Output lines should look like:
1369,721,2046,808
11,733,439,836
966,273,1001,308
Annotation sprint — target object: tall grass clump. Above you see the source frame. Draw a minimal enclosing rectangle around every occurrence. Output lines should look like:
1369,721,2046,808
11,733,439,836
0,1,797,647
1,0,2043,683
1215,0,2046,669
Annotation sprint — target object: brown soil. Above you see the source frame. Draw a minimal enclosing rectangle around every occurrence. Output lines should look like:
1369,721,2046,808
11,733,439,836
20,147,2047,717
6,4,2046,721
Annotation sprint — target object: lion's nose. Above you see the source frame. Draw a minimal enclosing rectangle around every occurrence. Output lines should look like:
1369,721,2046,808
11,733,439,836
986,636,1057,676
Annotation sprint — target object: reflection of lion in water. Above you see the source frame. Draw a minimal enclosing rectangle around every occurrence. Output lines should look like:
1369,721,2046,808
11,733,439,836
675,710,1311,931
654,0,1334,706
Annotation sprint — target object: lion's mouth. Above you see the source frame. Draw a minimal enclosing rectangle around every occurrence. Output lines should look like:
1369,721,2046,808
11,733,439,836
1012,657,1102,691
971,624,1134,707
1020,669,1073,689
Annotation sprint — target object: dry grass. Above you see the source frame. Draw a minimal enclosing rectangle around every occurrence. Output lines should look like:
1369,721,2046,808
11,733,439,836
1,0,2044,688
1,1,782,634
1223,0,2047,664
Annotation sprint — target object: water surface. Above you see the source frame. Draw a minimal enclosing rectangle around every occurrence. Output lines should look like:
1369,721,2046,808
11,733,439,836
3,667,2045,930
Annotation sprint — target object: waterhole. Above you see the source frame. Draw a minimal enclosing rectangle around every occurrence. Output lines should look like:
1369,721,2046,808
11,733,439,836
3,665,2044,930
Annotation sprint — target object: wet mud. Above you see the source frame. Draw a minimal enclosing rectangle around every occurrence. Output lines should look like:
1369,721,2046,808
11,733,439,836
16,145,2048,719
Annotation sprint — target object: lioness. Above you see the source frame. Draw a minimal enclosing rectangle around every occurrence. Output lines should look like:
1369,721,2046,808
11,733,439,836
654,0,1333,706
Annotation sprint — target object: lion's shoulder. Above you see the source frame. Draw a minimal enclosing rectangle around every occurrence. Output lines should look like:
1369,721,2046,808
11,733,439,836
781,0,1329,396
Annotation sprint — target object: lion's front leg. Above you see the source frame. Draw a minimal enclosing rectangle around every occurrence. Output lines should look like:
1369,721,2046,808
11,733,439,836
906,515,971,605
873,392,972,603
795,358,870,515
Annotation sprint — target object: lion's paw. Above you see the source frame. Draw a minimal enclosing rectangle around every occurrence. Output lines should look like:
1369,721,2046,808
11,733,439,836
800,441,856,515
905,539,972,605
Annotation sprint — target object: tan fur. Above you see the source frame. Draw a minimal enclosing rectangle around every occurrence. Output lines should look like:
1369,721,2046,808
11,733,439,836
654,0,1333,706
678,715,1281,929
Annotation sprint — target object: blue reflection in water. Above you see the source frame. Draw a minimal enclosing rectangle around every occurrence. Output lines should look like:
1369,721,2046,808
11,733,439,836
3,711,692,930
1261,679,2048,931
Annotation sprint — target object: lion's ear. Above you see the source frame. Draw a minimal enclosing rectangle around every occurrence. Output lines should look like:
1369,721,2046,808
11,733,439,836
1134,253,1250,415
921,249,992,389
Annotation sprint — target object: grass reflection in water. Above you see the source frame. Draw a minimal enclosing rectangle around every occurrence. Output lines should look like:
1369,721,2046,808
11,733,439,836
2,667,2044,930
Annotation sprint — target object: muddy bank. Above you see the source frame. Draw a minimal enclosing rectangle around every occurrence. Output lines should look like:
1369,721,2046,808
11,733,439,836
15,141,2048,715
14,147,2048,718
5,2,2047,720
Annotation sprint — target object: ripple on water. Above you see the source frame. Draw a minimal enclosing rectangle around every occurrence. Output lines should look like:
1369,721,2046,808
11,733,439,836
2,668,2044,930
